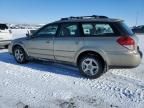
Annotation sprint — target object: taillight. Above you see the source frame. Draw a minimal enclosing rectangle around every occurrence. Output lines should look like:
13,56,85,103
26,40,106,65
117,36,135,50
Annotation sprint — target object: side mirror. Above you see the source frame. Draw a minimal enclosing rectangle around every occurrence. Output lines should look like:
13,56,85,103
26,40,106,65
26,32,32,38
26,30,36,38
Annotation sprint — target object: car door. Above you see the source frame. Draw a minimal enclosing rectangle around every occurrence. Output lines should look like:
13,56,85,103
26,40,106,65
54,23,83,63
25,24,58,60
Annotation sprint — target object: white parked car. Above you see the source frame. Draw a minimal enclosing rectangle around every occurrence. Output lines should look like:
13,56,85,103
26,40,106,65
0,24,12,48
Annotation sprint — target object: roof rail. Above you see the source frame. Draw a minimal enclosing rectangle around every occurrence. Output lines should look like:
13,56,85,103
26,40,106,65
61,15,108,20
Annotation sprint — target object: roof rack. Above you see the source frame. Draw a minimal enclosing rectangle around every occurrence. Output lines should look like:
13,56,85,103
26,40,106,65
61,15,108,21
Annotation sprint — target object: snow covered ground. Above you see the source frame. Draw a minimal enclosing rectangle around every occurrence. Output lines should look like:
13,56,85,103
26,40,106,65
11,29,29,39
0,30,144,108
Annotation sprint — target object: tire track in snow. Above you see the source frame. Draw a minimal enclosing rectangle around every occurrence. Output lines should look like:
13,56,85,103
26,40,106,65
73,74,144,104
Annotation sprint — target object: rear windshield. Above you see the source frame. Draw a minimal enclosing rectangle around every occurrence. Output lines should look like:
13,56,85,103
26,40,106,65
117,22,134,35
0,24,8,30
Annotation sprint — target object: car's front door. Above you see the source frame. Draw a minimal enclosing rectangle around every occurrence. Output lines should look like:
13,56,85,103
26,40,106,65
54,23,83,63
25,24,58,60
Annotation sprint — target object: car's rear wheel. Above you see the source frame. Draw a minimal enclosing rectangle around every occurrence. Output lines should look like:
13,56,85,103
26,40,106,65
13,46,28,64
78,55,104,79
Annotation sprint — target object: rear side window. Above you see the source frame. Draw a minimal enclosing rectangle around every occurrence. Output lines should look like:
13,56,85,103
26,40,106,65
0,24,8,30
116,22,134,35
59,23,79,37
82,23,115,36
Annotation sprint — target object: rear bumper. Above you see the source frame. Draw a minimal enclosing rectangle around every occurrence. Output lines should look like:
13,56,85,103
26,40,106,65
107,51,142,68
0,40,11,47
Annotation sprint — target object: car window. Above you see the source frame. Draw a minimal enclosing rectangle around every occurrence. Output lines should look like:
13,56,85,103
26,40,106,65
59,23,79,37
82,23,115,36
0,24,8,30
36,25,58,37
95,24,114,35
117,22,134,35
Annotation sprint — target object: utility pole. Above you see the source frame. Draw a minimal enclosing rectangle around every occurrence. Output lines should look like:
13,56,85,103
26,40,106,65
135,12,139,26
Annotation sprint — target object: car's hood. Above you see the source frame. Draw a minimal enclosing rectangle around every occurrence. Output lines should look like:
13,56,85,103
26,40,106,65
12,37,28,42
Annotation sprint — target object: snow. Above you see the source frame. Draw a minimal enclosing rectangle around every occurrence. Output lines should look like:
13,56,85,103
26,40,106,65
0,30,144,108
11,29,28,39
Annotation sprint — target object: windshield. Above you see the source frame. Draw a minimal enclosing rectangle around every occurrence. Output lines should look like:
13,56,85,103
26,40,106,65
0,24,8,30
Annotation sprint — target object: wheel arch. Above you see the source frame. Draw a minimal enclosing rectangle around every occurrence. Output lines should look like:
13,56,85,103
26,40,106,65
12,44,28,55
75,49,109,71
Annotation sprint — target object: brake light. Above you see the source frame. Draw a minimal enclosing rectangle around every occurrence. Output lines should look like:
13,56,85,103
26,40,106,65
117,36,135,50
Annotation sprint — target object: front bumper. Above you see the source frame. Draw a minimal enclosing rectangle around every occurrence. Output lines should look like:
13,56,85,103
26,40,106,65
0,40,11,47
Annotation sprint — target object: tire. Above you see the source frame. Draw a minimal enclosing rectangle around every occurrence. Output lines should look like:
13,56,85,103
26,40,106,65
13,46,28,64
4,45,9,49
78,55,104,79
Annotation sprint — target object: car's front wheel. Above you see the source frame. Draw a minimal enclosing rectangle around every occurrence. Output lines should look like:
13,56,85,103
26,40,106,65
13,46,28,64
4,45,9,49
78,55,104,79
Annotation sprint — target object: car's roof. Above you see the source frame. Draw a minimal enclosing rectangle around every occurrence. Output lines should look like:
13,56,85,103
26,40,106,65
50,17,122,25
